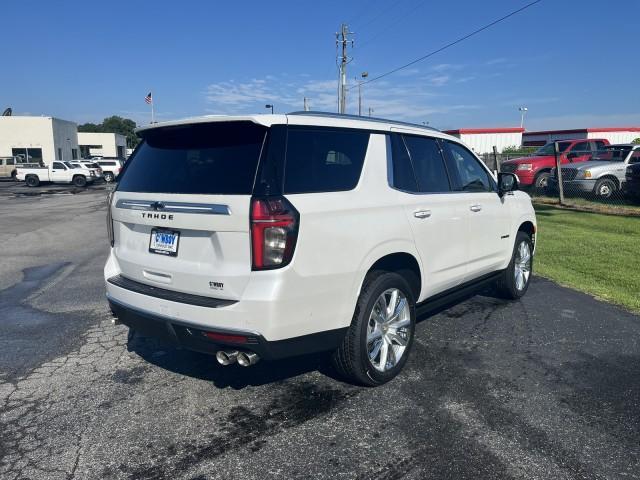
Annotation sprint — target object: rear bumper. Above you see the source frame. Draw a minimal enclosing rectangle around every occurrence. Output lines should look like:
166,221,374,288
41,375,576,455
108,297,346,360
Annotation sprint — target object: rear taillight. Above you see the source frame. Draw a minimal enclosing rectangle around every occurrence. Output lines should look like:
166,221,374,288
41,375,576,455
107,191,114,247
250,197,299,270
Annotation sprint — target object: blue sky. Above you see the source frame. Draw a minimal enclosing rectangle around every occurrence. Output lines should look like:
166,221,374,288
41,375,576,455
2,0,639,130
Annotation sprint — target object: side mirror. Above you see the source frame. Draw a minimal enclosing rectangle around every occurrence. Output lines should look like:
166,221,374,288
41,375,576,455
498,172,519,197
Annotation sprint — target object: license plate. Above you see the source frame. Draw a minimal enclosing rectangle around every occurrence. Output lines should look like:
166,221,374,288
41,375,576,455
149,229,180,256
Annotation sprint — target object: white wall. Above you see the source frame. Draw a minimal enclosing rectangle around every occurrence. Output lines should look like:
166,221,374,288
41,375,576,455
456,132,523,154
0,116,80,164
587,130,640,144
78,132,127,158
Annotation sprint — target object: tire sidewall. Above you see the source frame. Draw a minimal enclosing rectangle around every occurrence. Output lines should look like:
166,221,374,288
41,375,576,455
104,172,114,182
535,172,550,189
357,273,416,385
73,175,87,187
26,176,39,187
508,232,534,298
596,179,615,198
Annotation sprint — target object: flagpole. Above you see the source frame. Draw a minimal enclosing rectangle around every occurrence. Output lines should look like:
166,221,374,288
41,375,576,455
151,91,155,124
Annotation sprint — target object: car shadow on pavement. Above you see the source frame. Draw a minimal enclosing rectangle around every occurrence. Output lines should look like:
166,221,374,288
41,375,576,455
126,332,342,389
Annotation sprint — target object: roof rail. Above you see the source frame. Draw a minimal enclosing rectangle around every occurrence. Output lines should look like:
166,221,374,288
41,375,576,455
287,111,440,132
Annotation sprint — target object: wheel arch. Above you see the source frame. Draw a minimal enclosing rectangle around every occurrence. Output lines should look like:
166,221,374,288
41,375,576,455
596,174,620,189
355,247,423,302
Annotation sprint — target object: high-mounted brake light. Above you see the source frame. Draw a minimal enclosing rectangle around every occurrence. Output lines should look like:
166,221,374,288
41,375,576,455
250,197,299,270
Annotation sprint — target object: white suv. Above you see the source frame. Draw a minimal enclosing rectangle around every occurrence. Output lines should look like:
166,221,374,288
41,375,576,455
104,112,536,385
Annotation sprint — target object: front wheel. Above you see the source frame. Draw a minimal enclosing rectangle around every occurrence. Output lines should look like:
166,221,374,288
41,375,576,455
495,231,533,299
594,178,616,199
104,172,114,183
534,172,550,191
333,271,416,386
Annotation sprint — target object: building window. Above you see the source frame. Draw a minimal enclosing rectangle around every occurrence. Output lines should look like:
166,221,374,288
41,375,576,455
72,148,78,160
12,148,43,165
117,146,124,159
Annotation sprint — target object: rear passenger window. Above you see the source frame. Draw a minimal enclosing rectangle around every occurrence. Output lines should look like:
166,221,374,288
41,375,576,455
284,128,369,194
403,136,451,193
444,141,493,192
389,134,418,192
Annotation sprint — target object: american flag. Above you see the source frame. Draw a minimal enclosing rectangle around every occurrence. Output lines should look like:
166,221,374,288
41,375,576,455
145,92,153,104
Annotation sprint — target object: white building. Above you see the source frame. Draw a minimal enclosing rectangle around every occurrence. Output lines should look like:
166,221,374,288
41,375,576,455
78,132,127,159
442,128,525,154
523,127,640,146
0,116,80,165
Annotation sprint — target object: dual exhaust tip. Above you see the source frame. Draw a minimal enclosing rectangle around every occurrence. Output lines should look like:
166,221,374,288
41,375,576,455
216,350,260,367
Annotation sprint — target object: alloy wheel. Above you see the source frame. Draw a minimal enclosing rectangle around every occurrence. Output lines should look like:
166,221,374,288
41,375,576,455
366,288,411,372
514,241,532,291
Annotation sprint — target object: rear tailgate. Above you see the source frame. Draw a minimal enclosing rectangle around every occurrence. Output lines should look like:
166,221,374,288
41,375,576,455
110,121,267,301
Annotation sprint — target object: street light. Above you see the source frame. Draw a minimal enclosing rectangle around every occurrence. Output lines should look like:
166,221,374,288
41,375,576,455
265,104,274,114
356,72,368,116
519,106,528,129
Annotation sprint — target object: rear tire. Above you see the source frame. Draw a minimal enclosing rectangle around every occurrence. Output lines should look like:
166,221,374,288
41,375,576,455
496,231,533,300
332,271,416,386
10,170,17,181
73,175,87,187
25,175,39,187
594,178,616,199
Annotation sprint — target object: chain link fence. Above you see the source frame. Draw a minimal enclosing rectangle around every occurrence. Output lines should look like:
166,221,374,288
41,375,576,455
481,143,640,216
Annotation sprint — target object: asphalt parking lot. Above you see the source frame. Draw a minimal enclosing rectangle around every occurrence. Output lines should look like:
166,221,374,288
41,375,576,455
1,184,639,480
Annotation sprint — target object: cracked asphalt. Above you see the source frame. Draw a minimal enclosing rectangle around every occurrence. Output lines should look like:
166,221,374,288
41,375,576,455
1,183,639,479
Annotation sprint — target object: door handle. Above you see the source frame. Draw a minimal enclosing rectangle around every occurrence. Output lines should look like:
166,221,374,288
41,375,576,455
470,204,482,212
413,210,431,219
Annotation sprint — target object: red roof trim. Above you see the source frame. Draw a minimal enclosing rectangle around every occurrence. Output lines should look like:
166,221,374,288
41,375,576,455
443,127,525,134
524,127,640,136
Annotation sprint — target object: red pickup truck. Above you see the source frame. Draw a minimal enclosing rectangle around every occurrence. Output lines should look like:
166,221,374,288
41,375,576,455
500,139,610,189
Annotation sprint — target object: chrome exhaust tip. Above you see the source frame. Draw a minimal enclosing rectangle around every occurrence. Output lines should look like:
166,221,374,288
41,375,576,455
216,350,239,366
237,351,260,367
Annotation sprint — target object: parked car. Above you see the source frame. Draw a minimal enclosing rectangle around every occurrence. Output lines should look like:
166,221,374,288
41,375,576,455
500,139,610,189
105,113,536,386
70,161,103,179
16,161,97,187
95,158,124,182
624,161,640,201
0,156,39,179
547,144,640,198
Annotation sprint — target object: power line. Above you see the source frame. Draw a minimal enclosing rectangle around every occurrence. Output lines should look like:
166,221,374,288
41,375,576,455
347,0,543,90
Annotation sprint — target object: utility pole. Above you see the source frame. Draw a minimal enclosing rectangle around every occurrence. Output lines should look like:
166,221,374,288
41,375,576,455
368,107,374,117
303,97,309,111
336,23,354,114
519,106,528,129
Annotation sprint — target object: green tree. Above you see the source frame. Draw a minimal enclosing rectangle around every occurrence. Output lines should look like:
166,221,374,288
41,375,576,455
632,137,640,145
77,122,102,133
77,116,140,148
101,116,139,148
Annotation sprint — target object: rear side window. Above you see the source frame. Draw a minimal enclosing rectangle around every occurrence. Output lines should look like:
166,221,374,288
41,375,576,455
389,134,418,192
117,122,266,194
99,161,116,166
403,135,451,193
283,127,369,194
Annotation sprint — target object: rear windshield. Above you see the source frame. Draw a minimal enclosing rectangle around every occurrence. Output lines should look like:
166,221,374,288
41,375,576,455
117,122,266,194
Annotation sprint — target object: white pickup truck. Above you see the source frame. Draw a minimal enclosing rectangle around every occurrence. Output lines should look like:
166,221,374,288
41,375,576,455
16,161,97,187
